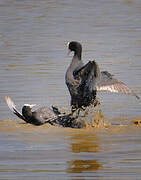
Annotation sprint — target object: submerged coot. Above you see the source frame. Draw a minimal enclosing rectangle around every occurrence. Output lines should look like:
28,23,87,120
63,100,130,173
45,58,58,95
5,96,86,128
5,96,57,125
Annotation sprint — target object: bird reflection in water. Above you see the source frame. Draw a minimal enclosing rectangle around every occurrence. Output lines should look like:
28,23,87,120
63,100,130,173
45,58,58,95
67,132,102,173
67,159,101,173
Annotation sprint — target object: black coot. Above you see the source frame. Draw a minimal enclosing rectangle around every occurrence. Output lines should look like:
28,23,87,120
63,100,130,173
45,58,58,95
65,41,139,113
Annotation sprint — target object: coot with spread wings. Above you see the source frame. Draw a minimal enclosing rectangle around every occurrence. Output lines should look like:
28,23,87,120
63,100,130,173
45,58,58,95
65,41,139,112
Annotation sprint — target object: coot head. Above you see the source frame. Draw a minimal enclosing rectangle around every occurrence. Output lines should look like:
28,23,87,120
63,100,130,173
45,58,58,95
67,41,82,59
22,104,36,119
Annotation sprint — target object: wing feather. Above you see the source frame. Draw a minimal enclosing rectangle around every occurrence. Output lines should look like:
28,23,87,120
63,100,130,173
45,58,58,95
96,71,139,99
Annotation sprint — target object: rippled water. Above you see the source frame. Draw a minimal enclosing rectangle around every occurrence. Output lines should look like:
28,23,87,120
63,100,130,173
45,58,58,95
0,0,141,179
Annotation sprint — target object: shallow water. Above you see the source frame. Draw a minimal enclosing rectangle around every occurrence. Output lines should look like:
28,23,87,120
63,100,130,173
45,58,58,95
0,0,141,179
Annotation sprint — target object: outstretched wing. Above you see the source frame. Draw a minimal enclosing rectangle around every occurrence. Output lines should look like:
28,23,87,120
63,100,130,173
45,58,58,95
96,71,139,99
5,96,25,120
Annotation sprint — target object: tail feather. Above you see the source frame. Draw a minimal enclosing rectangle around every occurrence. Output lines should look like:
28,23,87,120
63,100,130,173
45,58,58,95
5,96,25,121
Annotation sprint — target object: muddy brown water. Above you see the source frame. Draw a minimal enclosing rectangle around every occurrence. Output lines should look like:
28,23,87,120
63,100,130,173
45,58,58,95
0,0,141,179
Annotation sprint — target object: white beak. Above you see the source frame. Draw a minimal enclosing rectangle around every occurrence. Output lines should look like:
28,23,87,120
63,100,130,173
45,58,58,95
67,42,70,47
67,42,71,55
24,104,36,108
67,49,71,55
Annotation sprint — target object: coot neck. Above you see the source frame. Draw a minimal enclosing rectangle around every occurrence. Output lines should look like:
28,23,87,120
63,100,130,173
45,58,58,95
74,48,82,60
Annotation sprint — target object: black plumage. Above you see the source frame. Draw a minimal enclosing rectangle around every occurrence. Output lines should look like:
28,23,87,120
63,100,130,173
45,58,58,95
5,96,57,125
65,41,139,112
5,96,86,128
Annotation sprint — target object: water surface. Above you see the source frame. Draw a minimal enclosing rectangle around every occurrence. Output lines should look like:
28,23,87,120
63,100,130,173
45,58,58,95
0,0,141,179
